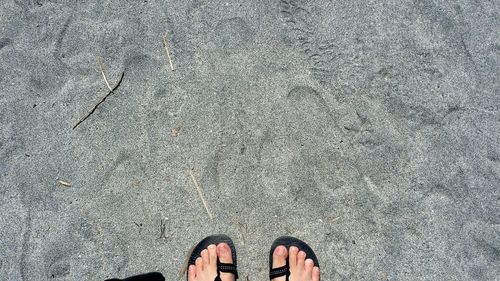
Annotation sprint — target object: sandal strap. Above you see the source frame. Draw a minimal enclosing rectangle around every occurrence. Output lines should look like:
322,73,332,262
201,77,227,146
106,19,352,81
217,262,239,279
269,265,289,280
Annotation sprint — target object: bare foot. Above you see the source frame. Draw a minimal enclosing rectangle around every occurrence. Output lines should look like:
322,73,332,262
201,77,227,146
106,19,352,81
188,243,236,281
271,246,320,281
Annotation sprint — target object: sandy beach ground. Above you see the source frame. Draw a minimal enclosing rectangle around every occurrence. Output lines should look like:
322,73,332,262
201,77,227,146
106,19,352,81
1,0,499,280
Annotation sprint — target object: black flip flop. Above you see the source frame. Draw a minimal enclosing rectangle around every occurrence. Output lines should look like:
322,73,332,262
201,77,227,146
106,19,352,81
187,234,239,281
269,236,320,280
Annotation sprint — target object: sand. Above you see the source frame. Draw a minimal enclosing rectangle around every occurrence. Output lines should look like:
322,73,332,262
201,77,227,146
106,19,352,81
0,0,499,280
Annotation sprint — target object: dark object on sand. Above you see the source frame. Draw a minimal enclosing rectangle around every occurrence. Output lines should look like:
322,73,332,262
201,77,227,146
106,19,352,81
73,59,125,129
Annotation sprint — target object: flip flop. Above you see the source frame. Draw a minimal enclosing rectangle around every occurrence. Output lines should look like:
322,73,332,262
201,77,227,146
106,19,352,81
269,236,320,280
187,234,239,281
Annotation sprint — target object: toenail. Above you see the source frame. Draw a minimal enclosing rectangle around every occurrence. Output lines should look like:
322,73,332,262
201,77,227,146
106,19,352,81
276,246,285,256
208,244,216,249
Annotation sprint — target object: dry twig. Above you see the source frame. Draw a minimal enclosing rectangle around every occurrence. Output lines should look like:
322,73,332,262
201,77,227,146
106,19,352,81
162,33,175,71
73,60,124,130
97,57,112,91
237,220,248,243
57,180,72,187
158,219,167,240
188,168,213,219
329,216,341,224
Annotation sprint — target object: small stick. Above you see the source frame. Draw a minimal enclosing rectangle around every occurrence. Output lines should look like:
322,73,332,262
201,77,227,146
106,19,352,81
158,219,167,240
162,33,175,71
73,71,124,129
188,168,213,219
237,220,248,243
237,221,248,232
97,57,113,91
58,180,72,187
329,216,341,224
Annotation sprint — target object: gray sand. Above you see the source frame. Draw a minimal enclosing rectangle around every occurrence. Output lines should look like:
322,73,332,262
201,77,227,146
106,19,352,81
1,0,499,280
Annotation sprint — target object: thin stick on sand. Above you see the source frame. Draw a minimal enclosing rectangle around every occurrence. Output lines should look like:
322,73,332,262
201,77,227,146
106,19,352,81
237,220,248,243
188,168,213,219
97,57,113,91
162,33,175,71
57,180,72,187
73,59,124,129
158,219,167,240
